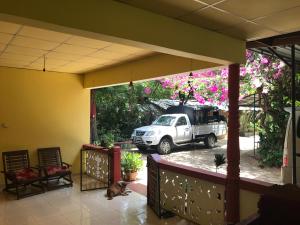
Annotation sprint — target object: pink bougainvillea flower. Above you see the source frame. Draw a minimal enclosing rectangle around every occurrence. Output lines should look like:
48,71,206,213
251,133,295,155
194,93,206,104
273,69,283,79
261,57,269,65
144,87,152,95
161,79,171,88
246,50,252,59
210,85,218,93
206,69,216,77
240,67,246,76
221,68,228,78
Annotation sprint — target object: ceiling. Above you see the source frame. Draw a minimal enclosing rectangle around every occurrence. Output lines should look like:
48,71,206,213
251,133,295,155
0,21,153,74
116,0,300,41
1,1,300,74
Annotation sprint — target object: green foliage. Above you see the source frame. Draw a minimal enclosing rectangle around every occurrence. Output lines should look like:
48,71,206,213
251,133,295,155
214,154,226,167
121,151,143,172
214,154,226,172
239,111,255,135
257,116,287,167
94,81,169,141
99,131,115,148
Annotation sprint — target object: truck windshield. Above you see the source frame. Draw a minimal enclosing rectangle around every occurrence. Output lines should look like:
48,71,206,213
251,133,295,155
152,116,176,126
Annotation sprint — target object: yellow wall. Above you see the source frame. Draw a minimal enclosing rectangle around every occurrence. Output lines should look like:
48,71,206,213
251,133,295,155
0,67,90,183
240,189,260,220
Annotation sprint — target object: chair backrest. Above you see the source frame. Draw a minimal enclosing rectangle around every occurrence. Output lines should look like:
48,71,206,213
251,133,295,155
2,150,30,173
258,184,300,225
37,147,62,168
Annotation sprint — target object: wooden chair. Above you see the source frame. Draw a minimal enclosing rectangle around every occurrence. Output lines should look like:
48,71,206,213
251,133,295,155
237,184,300,225
1,150,44,199
37,147,73,190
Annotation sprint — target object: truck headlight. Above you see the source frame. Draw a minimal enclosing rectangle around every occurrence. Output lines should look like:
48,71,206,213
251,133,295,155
145,131,155,136
131,130,136,138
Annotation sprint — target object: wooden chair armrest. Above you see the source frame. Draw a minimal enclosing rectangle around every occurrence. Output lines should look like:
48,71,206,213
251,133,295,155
30,166,40,170
236,213,260,225
62,162,72,167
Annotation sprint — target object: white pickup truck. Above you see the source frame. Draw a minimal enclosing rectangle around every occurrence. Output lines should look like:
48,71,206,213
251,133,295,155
131,105,227,154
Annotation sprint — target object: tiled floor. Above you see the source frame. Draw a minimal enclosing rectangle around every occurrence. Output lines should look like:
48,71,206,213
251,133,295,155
0,177,194,225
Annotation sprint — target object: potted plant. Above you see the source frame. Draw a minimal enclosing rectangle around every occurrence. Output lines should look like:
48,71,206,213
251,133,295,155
121,151,143,181
214,153,226,172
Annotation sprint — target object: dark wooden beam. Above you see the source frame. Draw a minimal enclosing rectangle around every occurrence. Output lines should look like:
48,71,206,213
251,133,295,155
247,31,300,48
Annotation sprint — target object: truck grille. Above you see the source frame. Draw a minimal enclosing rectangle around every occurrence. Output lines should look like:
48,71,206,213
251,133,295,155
133,137,144,145
136,130,146,136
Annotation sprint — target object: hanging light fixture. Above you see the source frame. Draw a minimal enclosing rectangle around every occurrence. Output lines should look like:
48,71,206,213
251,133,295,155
43,55,46,72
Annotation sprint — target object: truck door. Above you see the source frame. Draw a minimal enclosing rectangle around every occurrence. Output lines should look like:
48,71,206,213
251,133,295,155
175,116,190,143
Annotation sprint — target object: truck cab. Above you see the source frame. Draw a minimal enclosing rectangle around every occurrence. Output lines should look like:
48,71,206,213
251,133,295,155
131,105,227,154
281,107,300,184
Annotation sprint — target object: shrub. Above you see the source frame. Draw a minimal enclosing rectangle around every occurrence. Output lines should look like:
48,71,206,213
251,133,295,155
121,151,143,173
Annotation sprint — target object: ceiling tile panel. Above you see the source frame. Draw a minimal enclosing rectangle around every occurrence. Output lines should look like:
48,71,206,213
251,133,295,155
0,43,6,51
89,50,127,59
4,45,47,57
104,44,147,54
255,6,300,33
19,26,71,42
34,57,71,67
216,0,300,20
0,57,32,65
65,36,111,49
0,62,27,68
0,52,38,62
0,33,13,44
199,0,225,5
77,56,108,65
180,7,245,31
0,22,154,73
0,21,21,34
117,0,207,18
54,44,97,55
46,51,82,61
221,22,280,40
11,36,60,50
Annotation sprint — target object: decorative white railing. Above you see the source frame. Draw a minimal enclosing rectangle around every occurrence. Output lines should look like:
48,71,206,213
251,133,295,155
147,154,272,225
160,169,225,225
85,149,109,182
80,144,121,191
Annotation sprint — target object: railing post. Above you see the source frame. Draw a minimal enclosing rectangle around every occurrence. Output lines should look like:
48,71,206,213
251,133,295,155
147,154,161,217
226,63,240,224
109,146,121,184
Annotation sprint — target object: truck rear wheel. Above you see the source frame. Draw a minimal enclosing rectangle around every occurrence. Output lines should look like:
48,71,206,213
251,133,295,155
157,137,172,155
205,134,216,148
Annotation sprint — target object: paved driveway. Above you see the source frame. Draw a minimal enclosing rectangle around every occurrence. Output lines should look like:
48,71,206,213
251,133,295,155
130,136,281,187
161,136,281,184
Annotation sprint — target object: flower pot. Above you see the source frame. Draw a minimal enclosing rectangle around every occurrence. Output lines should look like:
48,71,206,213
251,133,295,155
124,171,138,181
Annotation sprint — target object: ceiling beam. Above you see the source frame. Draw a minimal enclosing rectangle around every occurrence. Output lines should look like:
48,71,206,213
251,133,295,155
247,31,300,48
0,0,244,65
84,53,220,89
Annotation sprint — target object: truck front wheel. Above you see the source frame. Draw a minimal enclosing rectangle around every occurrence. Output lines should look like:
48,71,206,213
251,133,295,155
205,134,216,148
157,138,172,155
136,145,147,152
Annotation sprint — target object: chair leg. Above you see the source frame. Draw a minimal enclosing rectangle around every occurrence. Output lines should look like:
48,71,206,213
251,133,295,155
16,184,20,200
69,174,73,187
